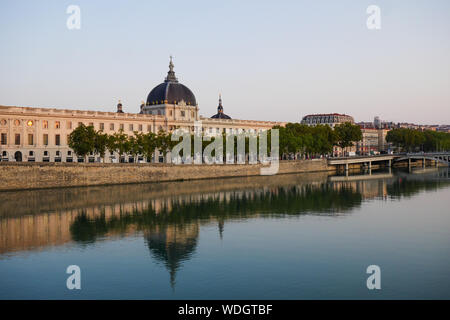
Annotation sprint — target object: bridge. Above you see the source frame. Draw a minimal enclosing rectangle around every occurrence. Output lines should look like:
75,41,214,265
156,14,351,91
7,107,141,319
328,152,450,172
394,152,450,167
328,154,396,171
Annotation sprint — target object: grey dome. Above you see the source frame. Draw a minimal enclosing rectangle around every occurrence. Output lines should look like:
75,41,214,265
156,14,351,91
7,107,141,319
146,58,197,106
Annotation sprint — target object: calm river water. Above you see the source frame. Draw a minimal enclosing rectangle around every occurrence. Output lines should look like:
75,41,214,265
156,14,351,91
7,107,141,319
1,168,449,299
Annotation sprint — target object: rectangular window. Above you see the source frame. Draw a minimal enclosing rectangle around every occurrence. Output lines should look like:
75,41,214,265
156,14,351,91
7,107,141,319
147,124,151,132
100,123,104,130
89,122,94,127
110,123,114,130
28,134,33,145
43,120,48,129
181,111,185,117
138,124,143,131
129,124,133,131
1,133,7,145
67,121,72,129
43,134,48,145
15,134,20,145
55,134,60,146
55,121,60,129
120,124,124,130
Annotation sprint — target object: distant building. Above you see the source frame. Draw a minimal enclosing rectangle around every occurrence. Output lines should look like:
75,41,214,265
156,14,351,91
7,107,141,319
357,121,375,129
397,122,420,130
301,113,354,128
356,128,390,155
437,125,450,133
374,116,381,129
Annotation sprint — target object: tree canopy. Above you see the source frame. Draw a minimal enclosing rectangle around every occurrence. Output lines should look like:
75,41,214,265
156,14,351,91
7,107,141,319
386,128,450,152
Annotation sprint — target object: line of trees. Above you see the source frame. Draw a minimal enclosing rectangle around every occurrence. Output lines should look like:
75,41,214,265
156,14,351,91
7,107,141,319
68,124,171,162
68,122,363,162
68,124,270,163
274,122,362,159
386,128,450,152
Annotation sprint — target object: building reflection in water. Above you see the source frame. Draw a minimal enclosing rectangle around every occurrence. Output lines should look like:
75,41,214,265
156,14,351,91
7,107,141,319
145,224,199,288
0,168,448,286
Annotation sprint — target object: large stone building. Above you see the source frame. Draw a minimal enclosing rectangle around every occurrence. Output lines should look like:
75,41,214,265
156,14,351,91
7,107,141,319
0,59,284,163
300,113,354,128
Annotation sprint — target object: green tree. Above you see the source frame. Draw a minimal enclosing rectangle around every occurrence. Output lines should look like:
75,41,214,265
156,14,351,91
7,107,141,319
93,131,108,162
68,124,96,161
111,130,131,161
334,122,362,155
142,132,158,162
156,130,174,163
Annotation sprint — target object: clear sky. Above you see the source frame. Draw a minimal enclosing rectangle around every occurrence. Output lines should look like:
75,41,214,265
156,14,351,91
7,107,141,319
0,0,449,124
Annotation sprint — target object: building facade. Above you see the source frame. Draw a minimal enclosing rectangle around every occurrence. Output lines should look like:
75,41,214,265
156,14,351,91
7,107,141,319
300,113,355,128
0,59,285,163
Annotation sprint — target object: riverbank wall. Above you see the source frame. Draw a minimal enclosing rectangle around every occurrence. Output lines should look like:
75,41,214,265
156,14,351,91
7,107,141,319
0,159,334,191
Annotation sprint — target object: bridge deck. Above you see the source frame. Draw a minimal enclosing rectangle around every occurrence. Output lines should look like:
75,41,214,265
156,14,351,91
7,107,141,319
327,153,449,166
328,155,396,165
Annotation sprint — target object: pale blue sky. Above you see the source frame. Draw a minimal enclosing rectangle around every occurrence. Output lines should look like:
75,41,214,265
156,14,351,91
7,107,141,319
1,0,449,124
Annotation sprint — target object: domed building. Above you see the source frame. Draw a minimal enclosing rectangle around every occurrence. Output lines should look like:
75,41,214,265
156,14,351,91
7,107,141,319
0,57,285,163
141,57,199,122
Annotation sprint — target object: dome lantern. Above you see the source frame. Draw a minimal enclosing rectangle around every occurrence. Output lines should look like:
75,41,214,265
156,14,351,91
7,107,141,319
165,56,178,83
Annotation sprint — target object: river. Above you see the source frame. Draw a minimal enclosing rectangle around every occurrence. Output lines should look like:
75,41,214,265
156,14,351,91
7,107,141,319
0,168,449,299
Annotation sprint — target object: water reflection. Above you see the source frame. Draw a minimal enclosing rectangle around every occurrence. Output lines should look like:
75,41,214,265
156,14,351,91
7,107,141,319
1,168,449,287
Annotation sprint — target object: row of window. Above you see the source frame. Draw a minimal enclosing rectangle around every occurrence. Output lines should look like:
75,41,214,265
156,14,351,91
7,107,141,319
0,119,156,132
166,110,194,117
303,117,353,124
1,150,71,157
1,133,63,146
1,119,267,135
0,127,267,146
206,128,262,134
